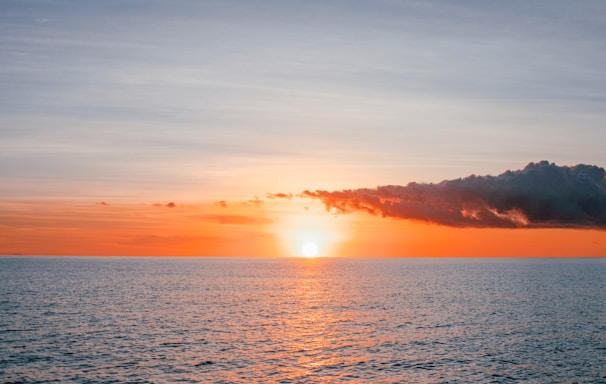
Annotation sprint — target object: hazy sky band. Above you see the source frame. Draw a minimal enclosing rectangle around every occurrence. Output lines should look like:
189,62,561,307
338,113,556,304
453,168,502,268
2,0,606,201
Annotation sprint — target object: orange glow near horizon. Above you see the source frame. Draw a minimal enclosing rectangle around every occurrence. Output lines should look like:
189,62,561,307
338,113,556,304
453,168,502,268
0,200,281,257
338,214,606,257
269,199,351,258
0,199,604,257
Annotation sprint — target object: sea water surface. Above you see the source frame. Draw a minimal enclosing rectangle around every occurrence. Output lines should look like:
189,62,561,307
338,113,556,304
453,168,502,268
1,257,605,383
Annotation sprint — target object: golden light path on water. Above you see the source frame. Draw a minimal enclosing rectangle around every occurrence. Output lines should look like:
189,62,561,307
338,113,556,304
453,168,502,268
225,258,376,381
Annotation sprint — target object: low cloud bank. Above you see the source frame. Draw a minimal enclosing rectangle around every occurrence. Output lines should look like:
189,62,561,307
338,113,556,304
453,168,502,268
302,161,606,228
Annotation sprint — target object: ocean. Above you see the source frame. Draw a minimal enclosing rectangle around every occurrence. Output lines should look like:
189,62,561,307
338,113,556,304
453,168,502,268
1,257,605,383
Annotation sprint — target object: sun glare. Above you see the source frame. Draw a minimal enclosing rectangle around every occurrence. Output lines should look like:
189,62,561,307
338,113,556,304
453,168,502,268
300,241,319,258
271,199,351,258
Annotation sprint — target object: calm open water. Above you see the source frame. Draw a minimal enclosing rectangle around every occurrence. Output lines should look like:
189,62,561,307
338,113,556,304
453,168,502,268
1,257,605,383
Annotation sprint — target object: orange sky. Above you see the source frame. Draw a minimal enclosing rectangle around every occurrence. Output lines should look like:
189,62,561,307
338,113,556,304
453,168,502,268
1,198,604,257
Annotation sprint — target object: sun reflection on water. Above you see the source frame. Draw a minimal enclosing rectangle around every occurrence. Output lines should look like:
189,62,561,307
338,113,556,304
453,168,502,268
258,259,374,381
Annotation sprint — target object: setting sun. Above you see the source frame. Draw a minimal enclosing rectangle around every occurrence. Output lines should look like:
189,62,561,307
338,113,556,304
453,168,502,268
269,199,351,257
300,241,319,258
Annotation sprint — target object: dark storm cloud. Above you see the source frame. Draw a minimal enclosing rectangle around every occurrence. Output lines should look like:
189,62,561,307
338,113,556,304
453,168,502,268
302,161,606,228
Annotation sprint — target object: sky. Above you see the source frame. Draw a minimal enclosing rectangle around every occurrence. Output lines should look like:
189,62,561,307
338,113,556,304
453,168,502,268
1,0,605,256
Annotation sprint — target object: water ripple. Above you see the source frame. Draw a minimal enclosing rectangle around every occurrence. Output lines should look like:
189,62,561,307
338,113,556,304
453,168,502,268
1,257,605,383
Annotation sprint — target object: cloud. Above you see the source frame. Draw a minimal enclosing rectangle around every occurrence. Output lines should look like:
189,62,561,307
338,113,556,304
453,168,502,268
266,193,293,200
246,197,264,208
302,161,606,228
213,197,265,208
153,202,176,208
96,201,109,206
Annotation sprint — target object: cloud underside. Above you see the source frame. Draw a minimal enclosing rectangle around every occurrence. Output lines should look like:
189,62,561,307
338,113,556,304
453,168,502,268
303,161,606,228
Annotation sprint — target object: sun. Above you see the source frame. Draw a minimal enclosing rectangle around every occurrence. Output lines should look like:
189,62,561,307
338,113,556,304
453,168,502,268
271,198,352,257
300,241,319,258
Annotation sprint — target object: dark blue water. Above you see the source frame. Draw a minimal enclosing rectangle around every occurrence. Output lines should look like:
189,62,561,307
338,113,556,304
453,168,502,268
1,257,605,383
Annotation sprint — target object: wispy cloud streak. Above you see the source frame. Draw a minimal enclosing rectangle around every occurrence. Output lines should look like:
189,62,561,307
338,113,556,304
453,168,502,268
302,161,606,228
